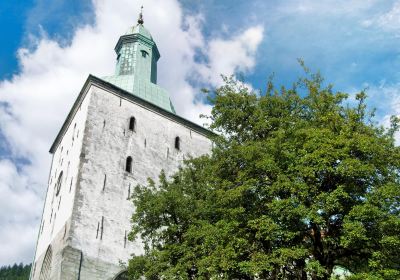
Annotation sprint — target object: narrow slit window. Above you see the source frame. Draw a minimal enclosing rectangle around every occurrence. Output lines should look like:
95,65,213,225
40,220,45,234
129,117,136,131
100,216,104,240
103,174,107,191
55,171,63,196
72,123,76,140
96,222,100,239
175,136,180,150
125,156,132,173
69,177,73,192
63,224,67,239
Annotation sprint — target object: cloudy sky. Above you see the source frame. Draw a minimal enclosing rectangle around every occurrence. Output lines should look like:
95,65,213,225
1,0,400,266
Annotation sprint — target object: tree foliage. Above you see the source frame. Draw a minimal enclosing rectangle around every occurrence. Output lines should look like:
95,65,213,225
127,69,400,280
0,263,31,280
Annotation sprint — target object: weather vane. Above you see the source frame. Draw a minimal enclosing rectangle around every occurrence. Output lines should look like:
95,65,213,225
138,5,144,25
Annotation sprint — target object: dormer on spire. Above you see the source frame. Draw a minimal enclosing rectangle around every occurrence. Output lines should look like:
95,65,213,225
138,6,144,25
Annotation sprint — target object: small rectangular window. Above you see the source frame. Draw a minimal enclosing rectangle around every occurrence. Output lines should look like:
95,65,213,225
126,157,132,173
129,117,136,131
175,137,180,150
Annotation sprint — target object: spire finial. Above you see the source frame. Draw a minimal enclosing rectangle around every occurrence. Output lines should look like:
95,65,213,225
138,6,144,25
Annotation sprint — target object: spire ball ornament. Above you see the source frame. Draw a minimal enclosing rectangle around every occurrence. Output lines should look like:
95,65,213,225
138,6,144,25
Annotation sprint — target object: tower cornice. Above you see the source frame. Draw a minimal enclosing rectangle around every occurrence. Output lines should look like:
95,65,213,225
114,33,160,60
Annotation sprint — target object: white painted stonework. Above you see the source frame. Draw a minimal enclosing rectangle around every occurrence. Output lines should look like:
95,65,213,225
31,80,212,280
30,19,212,280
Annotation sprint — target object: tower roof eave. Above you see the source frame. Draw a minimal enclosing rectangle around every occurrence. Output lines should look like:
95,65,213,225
125,24,152,39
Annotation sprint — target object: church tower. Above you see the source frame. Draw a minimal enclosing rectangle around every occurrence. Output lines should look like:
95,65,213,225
30,11,212,280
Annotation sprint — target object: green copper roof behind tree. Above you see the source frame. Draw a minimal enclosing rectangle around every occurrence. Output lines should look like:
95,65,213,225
102,8,175,113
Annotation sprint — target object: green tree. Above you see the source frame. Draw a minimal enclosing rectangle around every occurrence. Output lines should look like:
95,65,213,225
127,69,400,280
0,263,31,280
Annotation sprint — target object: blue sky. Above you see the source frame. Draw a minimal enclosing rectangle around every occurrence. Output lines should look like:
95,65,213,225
0,0,94,79
2,1,400,97
0,0,400,266
0,0,34,79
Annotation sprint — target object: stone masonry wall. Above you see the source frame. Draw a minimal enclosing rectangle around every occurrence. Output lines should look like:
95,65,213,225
67,84,212,279
30,87,92,280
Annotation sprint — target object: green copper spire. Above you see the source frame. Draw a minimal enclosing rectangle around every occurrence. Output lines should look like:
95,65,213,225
102,8,176,113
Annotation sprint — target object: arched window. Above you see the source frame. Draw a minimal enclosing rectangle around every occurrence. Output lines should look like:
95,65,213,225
125,157,132,173
129,117,136,131
55,171,63,196
39,246,52,280
141,50,149,58
113,270,128,280
175,136,180,150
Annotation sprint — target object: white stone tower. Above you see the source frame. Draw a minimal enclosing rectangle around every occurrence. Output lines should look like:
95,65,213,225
30,11,212,280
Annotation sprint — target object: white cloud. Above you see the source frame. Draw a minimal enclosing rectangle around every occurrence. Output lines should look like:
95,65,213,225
279,0,379,16
375,2,400,32
361,1,400,35
364,83,400,143
200,26,264,86
0,0,263,265
0,160,42,265
346,81,400,144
